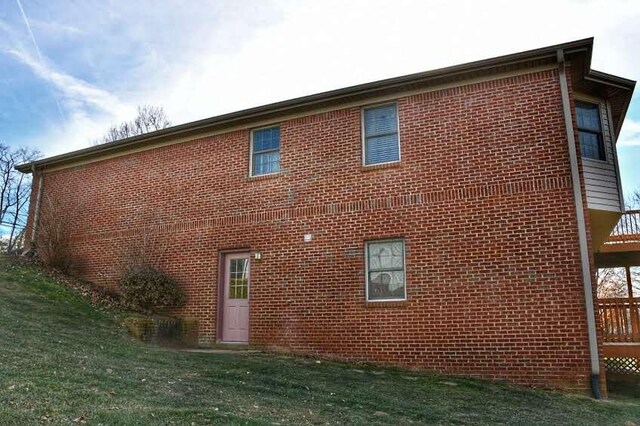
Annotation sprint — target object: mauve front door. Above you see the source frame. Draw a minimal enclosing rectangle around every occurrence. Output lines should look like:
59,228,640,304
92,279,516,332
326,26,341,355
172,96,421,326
221,253,250,343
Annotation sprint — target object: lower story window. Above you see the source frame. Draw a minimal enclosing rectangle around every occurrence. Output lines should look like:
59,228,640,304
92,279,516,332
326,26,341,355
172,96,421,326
366,239,406,301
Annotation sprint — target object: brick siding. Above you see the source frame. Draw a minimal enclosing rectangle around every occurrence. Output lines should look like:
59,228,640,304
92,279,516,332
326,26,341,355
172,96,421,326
28,68,599,391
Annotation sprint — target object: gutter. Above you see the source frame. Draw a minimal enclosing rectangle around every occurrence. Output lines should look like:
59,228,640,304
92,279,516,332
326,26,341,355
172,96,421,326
556,49,602,399
28,166,44,252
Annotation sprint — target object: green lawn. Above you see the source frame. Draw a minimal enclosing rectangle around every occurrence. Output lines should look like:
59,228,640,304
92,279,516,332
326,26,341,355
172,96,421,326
0,257,639,425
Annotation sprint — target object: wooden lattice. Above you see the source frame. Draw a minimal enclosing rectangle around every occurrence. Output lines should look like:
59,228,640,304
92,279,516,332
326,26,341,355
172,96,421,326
605,357,640,375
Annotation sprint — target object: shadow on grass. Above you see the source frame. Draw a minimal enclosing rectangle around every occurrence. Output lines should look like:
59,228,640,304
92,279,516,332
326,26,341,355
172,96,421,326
607,375,640,401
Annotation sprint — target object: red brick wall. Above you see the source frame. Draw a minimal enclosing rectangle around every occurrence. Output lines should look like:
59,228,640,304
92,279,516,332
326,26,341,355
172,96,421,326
32,68,596,391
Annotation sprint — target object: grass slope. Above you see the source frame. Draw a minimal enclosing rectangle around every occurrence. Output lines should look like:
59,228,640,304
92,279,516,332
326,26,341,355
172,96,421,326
0,258,638,425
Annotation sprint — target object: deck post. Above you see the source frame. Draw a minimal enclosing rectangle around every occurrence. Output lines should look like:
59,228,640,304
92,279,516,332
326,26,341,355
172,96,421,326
628,267,640,340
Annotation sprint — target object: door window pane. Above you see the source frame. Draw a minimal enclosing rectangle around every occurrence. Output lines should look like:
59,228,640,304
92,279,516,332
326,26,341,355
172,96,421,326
229,258,248,299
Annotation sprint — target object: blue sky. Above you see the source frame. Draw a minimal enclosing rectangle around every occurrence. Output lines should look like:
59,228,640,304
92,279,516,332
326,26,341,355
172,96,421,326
1,0,639,197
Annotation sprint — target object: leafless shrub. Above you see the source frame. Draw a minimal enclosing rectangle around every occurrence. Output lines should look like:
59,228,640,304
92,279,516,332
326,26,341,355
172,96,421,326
35,194,73,272
119,227,170,272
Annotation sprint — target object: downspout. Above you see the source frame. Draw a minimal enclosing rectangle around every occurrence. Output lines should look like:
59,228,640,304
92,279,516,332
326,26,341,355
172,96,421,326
28,165,44,252
556,49,602,399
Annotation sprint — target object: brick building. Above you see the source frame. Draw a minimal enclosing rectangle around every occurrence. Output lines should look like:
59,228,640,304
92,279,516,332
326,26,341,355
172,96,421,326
17,38,635,394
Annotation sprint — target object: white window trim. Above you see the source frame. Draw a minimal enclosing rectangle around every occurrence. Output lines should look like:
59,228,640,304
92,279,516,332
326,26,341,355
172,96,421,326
574,96,608,164
361,102,401,167
249,124,282,177
365,239,407,302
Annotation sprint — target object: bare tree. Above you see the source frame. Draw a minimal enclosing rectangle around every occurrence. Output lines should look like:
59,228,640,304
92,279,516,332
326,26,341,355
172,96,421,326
597,267,640,298
6,166,33,252
597,268,628,298
628,189,640,210
0,145,41,252
93,105,171,145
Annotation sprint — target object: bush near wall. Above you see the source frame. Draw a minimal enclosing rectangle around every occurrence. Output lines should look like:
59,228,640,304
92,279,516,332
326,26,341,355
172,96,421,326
119,265,185,313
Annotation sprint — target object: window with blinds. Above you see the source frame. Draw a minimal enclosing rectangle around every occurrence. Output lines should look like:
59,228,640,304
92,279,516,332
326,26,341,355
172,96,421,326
576,102,605,161
251,126,281,176
362,104,400,165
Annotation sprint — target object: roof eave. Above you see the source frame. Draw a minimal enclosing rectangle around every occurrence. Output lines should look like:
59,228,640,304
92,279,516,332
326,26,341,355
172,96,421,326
585,69,636,138
16,37,603,174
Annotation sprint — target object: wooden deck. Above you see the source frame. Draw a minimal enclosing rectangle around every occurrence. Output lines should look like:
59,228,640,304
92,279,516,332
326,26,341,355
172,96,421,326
597,211,640,374
598,298,640,343
599,298,640,374
595,210,640,268
600,210,640,253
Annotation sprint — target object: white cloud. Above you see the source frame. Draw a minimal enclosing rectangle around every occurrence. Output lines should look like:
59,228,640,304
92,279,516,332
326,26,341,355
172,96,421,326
618,118,640,147
6,0,640,160
29,18,83,37
8,49,127,114
149,0,640,127
6,48,135,154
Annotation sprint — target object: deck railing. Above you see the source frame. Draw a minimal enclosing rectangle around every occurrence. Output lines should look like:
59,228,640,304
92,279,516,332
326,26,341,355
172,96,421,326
598,297,640,342
606,210,640,245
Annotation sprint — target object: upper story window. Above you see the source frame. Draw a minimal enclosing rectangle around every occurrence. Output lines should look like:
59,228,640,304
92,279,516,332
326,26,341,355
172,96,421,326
576,102,605,161
366,239,406,301
363,104,400,165
251,126,281,176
